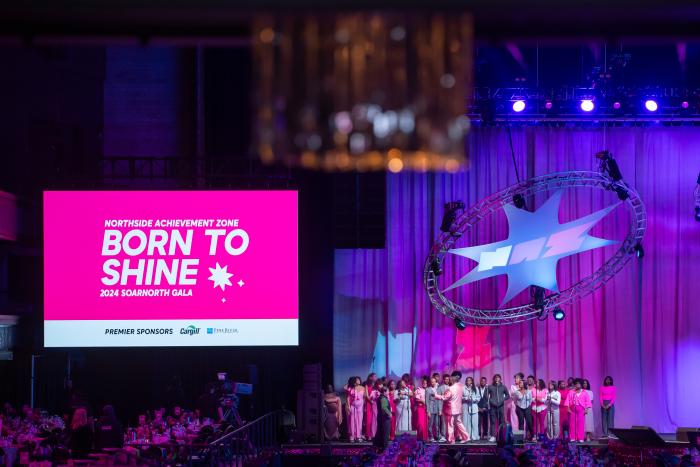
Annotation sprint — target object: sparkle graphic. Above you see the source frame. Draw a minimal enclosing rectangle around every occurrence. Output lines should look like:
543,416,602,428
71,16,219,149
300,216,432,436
445,190,620,307
237,279,245,287
221,298,227,303
208,263,233,291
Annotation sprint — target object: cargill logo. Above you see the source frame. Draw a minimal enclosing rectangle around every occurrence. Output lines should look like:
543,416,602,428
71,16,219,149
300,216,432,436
180,325,200,336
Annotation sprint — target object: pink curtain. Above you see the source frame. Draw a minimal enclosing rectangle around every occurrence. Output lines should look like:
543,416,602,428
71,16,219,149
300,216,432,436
333,126,700,432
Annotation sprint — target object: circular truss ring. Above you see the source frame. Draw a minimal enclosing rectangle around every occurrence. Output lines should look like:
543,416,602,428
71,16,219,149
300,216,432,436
423,170,646,326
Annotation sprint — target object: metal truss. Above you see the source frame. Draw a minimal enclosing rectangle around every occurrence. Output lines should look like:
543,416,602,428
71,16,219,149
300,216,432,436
424,170,646,326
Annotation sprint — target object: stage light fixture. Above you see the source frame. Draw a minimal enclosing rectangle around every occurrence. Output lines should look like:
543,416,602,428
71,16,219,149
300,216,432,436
531,286,545,311
552,307,565,321
513,194,526,209
440,201,465,232
430,257,443,277
633,243,644,259
595,150,623,181
455,317,466,331
512,100,526,113
644,99,659,112
614,186,629,201
580,99,595,112
544,101,553,110
681,101,690,109
612,101,622,110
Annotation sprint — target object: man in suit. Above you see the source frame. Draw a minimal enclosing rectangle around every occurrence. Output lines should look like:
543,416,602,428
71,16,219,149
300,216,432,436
477,376,490,440
426,376,442,442
434,371,469,444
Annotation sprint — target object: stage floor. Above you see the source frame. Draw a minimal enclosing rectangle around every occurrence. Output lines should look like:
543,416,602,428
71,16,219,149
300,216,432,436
281,433,688,452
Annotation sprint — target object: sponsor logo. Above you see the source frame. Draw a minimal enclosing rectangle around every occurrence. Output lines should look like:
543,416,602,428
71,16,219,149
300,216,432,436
104,328,173,335
179,325,201,335
207,327,239,335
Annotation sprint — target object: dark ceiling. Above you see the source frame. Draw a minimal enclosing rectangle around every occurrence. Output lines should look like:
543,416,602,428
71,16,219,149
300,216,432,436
2,0,700,42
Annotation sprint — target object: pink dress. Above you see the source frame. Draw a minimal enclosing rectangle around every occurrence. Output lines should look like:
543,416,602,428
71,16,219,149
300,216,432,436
388,392,397,440
559,388,570,438
565,390,592,442
364,388,379,439
414,387,428,441
533,389,548,435
346,387,365,441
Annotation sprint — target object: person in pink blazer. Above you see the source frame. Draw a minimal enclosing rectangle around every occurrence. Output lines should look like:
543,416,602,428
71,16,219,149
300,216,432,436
434,371,469,444
565,378,592,442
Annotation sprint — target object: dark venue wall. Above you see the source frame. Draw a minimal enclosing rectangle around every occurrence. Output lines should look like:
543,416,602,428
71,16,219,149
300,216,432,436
0,43,336,423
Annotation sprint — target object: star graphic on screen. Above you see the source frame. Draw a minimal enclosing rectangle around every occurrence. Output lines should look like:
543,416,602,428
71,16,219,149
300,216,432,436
445,190,620,307
208,262,234,291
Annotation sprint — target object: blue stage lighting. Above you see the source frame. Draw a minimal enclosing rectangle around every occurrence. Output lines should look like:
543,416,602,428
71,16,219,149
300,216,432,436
580,99,595,112
552,307,565,321
512,100,526,112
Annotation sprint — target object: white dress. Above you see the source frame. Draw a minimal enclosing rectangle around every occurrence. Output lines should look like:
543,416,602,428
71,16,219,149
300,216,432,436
585,389,595,434
395,388,412,433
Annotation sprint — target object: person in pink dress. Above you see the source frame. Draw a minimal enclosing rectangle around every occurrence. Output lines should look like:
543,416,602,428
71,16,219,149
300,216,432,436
363,373,378,440
533,379,548,437
565,378,592,442
599,376,617,438
387,380,397,440
414,376,429,441
344,376,365,442
558,380,570,439
434,371,469,444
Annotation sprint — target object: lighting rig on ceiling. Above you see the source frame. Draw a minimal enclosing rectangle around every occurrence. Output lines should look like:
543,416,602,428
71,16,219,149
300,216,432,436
471,87,700,122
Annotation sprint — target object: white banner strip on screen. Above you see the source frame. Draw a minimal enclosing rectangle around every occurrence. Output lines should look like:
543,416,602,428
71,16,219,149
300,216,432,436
44,319,298,347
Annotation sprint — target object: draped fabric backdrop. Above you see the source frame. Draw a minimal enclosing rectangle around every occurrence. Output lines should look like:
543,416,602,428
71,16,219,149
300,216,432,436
333,126,700,433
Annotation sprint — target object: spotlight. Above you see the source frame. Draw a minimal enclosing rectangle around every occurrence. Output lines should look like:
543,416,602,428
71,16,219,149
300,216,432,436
513,194,526,209
552,307,565,321
580,99,595,112
612,101,622,110
455,317,466,331
430,257,443,277
512,100,526,113
633,243,644,259
544,101,553,110
644,99,659,112
681,101,690,109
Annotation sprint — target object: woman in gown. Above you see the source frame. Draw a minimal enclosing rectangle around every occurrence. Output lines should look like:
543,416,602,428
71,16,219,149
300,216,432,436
582,379,595,441
414,377,429,441
558,380,570,439
364,373,378,440
344,376,365,442
323,384,343,440
394,379,413,434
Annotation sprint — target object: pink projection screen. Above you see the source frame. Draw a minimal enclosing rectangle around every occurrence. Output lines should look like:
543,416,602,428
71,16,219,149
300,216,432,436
43,191,298,347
